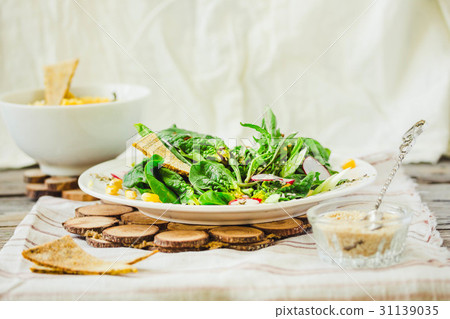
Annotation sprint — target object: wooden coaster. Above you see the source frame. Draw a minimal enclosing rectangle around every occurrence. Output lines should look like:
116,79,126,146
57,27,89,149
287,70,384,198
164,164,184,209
62,189,98,201
102,225,159,245
209,226,264,244
252,218,305,238
63,216,119,235
121,212,169,229
23,169,48,183
45,176,78,191
157,246,204,253
295,217,311,230
86,237,122,248
167,223,219,231
154,230,209,248
75,204,134,218
26,184,61,200
229,239,274,251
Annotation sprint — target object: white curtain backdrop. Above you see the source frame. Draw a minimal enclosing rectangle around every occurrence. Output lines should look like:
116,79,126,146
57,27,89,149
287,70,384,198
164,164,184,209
0,0,449,168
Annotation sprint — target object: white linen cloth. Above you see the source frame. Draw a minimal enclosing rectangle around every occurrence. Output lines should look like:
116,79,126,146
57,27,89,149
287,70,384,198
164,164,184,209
0,0,449,168
0,154,449,300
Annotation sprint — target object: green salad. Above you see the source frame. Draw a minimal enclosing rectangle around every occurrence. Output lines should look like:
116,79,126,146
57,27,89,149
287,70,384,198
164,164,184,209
122,109,351,205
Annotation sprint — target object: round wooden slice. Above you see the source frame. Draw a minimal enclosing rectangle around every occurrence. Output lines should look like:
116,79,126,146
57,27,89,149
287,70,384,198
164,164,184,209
252,218,305,238
86,237,122,248
102,225,159,245
75,204,134,218
45,176,78,191
26,183,61,200
154,230,209,248
121,212,169,229
63,216,119,235
167,223,219,231
24,169,48,183
158,246,204,253
229,239,274,251
209,226,264,244
295,217,311,230
62,189,98,201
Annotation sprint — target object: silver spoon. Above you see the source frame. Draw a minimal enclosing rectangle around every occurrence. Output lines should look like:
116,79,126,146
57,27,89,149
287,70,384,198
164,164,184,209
366,120,426,230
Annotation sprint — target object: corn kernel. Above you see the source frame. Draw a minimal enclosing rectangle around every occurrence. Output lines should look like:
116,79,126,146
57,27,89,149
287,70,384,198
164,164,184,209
109,178,123,188
125,190,137,200
141,193,161,202
342,159,356,170
106,185,119,196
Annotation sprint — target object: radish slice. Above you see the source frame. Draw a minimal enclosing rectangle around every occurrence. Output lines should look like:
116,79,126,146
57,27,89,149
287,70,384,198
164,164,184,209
111,171,127,180
302,156,331,181
251,174,295,185
229,198,261,205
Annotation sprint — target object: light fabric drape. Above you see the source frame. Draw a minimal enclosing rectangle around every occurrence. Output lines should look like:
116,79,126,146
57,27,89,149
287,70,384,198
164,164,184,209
0,0,449,168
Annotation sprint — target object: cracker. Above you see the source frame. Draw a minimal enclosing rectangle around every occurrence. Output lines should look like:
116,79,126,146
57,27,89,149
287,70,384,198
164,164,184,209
44,59,79,105
22,235,136,275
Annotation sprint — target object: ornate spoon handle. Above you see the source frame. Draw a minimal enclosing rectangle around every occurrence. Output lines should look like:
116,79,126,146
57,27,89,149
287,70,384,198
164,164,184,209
374,120,426,210
367,120,426,230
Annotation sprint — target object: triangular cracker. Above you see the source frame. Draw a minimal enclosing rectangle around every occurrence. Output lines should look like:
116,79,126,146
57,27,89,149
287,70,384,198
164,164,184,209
22,235,136,275
44,59,79,105
133,133,191,176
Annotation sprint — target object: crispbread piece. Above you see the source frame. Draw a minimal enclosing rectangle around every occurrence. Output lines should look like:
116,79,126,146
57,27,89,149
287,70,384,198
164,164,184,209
29,249,158,274
22,235,136,275
132,133,191,176
44,59,79,105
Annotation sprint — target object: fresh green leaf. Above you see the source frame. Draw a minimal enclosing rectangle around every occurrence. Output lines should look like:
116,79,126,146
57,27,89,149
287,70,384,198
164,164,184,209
189,160,238,192
198,190,235,205
144,155,180,203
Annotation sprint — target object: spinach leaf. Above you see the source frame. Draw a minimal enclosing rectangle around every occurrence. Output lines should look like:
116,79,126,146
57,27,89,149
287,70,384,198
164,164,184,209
157,126,229,164
189,160,238,192
144,155,180,204
198,190,235,205
278,172,317,198
159,167,199,205
123,158,149,189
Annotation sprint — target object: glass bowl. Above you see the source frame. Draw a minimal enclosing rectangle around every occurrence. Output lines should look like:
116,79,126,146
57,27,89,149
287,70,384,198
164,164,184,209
307,200,412,268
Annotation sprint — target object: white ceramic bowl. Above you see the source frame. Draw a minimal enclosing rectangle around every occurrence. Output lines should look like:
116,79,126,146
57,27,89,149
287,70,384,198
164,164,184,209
0,84,150,175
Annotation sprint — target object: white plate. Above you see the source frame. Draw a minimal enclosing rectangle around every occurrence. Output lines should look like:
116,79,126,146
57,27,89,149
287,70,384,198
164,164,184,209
78,155,376,225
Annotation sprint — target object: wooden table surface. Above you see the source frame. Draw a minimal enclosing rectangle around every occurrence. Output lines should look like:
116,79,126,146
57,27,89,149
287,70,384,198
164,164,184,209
1,161,449,249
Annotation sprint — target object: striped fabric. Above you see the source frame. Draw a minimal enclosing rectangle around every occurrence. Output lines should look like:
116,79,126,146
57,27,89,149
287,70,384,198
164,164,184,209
0,153,449,300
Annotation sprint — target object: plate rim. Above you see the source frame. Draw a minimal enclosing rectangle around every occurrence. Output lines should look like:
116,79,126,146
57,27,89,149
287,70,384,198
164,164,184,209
78,155,377,214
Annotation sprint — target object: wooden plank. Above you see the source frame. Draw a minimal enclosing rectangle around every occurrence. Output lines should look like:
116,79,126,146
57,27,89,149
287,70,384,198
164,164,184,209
0,196,35,214
0,167,32,196
403,158,450,184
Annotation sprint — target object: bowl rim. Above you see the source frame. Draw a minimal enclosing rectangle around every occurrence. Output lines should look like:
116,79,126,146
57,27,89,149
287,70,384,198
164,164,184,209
0,83,151,110
306,199,413,225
